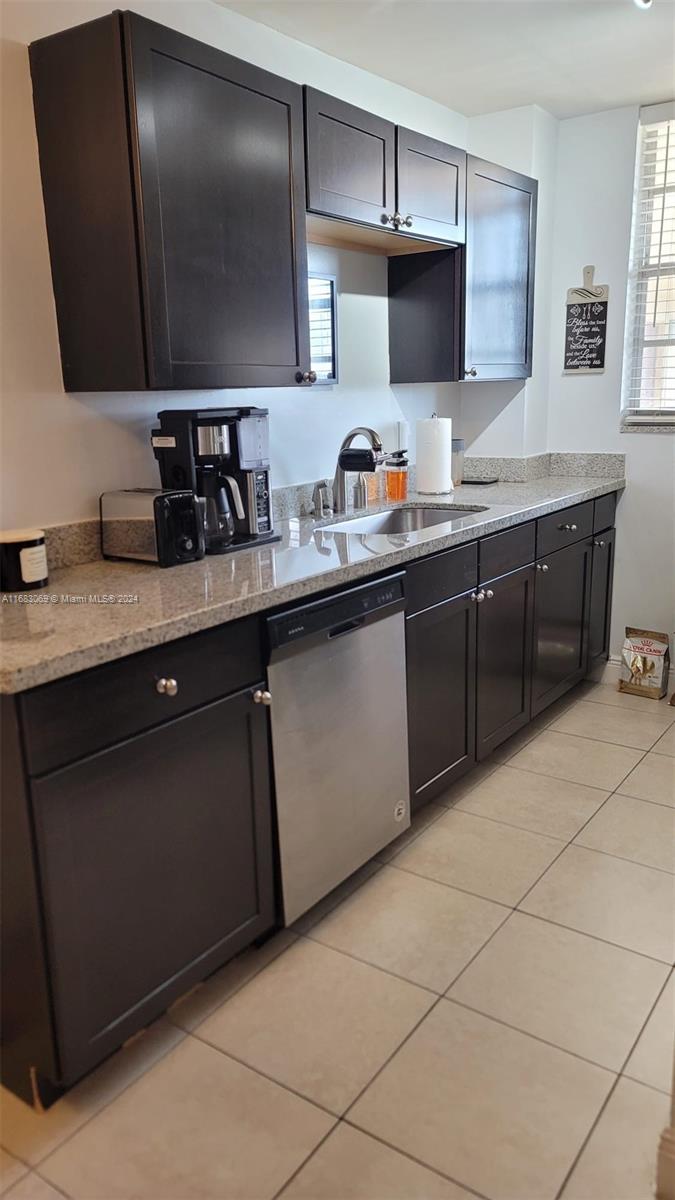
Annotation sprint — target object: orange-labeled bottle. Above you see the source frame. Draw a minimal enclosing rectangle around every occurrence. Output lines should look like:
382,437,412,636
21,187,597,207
385,450,409,503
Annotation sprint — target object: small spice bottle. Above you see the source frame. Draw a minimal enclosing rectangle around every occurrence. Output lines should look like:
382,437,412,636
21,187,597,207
384,451,409,503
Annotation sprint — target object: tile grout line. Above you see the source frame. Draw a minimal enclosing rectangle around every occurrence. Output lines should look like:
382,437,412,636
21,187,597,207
187,1031,340,1120
386,857,518,910
376,801,452,864
506,907,674,967
571,837,674,876
17,1022,191,1171
537,728,675,1199
12,680,670,1191
291,864,385,936
31,1169,71,1199
165,932,300,1036
616,966,674,1080
442,993,627,1076
299,930,442,998
512,739,668,929
554,965,675,1200
341,1120,493,1200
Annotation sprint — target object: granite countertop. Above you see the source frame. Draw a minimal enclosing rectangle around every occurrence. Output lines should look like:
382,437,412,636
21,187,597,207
0,475,624,693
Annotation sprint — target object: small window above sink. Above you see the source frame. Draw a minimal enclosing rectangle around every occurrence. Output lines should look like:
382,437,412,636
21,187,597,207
308,273,338,384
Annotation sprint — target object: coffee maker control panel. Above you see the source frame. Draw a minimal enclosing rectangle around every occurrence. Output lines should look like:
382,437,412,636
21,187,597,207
252,470,271,534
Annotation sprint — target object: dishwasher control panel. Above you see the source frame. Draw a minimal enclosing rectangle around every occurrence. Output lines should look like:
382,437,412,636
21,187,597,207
267,573,405,650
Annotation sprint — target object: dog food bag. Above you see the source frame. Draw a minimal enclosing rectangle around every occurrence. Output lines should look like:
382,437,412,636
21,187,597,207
619,628,670,700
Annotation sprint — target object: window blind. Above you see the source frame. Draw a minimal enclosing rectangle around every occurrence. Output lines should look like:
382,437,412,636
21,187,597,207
621,102,675,425
308,275,337,382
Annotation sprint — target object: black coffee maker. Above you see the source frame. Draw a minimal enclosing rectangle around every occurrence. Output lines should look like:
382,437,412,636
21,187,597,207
151,409,279,554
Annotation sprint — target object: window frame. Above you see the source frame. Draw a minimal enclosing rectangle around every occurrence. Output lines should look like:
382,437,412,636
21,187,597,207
621,101,675,430
308,272,338,386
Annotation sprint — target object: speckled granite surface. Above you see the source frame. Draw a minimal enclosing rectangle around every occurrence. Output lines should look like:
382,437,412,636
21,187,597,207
463,453,551,482
0,475,624,693
549,453,626,478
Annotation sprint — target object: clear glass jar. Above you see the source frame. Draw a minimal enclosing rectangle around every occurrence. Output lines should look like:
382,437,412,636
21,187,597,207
385,451,409,503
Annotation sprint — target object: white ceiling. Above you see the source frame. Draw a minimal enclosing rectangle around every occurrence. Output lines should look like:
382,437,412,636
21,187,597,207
220,0,675,119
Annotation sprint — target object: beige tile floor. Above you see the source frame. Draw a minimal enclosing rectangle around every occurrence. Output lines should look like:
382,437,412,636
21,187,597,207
1,682,673,1200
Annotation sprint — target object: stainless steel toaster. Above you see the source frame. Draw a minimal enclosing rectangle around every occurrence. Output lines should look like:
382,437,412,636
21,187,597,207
100,489,205,567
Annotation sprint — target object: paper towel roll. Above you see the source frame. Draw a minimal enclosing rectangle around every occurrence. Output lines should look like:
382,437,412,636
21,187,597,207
416,417,453,494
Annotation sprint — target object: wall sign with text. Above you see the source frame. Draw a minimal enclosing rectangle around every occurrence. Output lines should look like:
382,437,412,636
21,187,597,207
563,265,609,374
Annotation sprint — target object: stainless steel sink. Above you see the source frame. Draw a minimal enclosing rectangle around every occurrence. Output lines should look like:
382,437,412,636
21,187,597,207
323,505,485,536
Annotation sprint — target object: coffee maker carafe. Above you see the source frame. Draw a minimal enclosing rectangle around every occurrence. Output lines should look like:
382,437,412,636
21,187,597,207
151,409,278,554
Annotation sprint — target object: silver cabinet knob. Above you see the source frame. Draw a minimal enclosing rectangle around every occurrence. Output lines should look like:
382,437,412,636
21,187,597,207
465,368,478,378
570,523,578,532
253,689,272,706
485,589,494,599
402,215,413,228
475,589,486,603
536,563,550,573
593,539,606,547
296,370,317,384
558,522,578,532
470,591,477,602
156,677,178,697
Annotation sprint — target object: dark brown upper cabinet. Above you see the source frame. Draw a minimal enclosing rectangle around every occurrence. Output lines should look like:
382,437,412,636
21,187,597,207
304,89,465,245
396,128,466,243
463,156,538,381
304,88,396,229
389,157,537,384
30,12,311,391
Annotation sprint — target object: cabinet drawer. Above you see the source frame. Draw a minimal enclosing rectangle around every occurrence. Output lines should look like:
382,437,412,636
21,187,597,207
20,616,263,775
479,522,535,583
406,543,477,615
536,502,593,557
593,492,617,533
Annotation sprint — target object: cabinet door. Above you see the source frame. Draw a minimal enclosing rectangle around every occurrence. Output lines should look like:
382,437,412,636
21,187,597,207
406,591,476,808
126,14,310,389
464,157,537,381
31,688,274,1085
588,528,616,665
476,565,535,760
532,541,592,717
396,128,466,243
305,88,396,229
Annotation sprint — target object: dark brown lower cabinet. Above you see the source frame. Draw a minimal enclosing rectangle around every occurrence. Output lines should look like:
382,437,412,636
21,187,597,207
31,687,274,1086
531,540,593,717
406,590,477,808
588,528,616,665
476,564,535,760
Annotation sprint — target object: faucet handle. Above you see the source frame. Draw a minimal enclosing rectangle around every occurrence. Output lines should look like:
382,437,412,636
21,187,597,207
311,480,333,519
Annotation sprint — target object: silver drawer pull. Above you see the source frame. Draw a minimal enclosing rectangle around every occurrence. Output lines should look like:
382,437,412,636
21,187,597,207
253,689,272,706
156,677,178,697
558,522,578,532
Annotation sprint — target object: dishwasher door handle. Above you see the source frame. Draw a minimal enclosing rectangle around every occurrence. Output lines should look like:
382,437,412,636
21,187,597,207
328,617,365,640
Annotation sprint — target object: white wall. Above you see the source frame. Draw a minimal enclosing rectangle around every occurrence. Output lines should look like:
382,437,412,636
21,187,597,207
547,106,675,655
0,0,555,527
0,0,469,527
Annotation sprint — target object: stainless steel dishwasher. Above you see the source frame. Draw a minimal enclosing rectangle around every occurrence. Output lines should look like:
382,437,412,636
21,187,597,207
266,573,410,925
